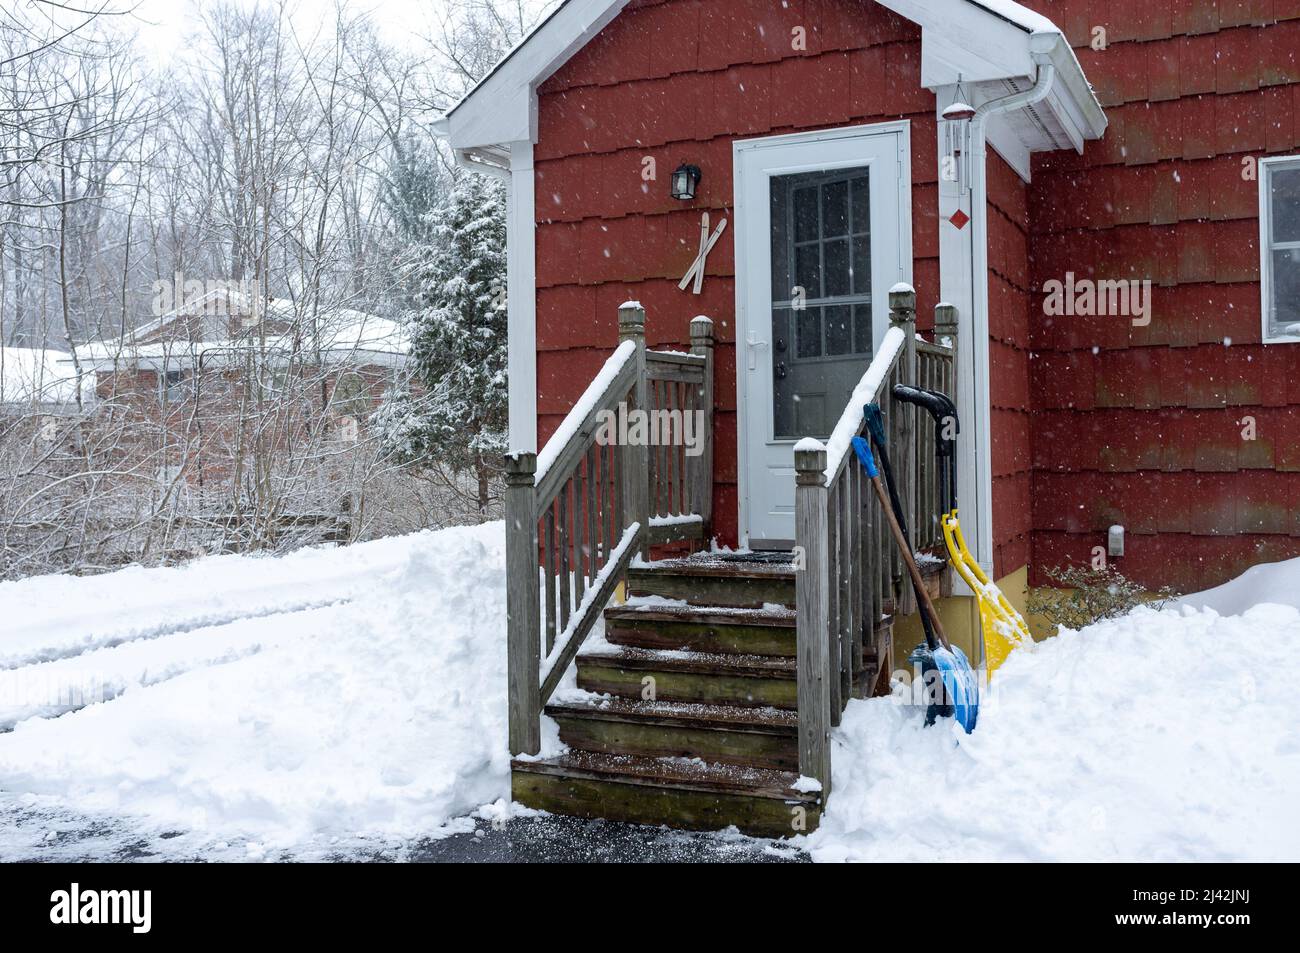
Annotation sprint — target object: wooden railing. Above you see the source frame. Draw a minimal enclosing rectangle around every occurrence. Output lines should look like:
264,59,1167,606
793,289,955,792
646,318,714,546
504,303,715,755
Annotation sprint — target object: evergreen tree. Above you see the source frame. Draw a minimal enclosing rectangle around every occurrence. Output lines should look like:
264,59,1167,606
375,171,508,515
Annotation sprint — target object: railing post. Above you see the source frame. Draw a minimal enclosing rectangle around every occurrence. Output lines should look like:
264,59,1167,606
619,303,650,560
689,315,714,540
935,302,958,350
889,287,918,617
504,451,541,756
794,442,832,796
936,302,959,424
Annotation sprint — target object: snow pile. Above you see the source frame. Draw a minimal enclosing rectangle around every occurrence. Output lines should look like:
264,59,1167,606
0,523,510,852
807,599,1300,862
1173,555,1300,615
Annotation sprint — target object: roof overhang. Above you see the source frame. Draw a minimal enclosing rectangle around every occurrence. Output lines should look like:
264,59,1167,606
437,0,1106,159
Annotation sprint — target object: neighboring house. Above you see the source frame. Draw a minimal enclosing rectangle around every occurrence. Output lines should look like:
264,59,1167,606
439,0,1300,835
70,288,408,500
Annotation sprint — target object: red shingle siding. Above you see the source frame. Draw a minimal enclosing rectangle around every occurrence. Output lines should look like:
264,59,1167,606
534,0,937,546
988,151,1035,579
1024,1,1300,590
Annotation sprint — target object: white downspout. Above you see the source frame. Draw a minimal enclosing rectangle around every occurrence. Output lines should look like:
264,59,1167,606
961,39,1057,581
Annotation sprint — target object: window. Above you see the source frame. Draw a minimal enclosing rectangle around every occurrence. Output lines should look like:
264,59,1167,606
1261,155,1300,342
162,369,189,403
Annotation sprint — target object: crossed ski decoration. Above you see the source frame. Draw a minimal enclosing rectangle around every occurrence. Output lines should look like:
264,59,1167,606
678,211,727,295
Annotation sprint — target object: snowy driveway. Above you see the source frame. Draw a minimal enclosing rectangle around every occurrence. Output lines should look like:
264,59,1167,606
0,524,515,859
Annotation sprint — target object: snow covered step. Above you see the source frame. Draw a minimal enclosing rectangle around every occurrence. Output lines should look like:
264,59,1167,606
603,603,796,657
510,750,819,838
545,696,799,772
576,645,797,710
626,556,795,609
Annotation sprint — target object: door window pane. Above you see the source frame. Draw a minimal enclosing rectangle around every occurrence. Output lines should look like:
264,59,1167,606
795,245,821,299
822,180,849,237
796,307,822,359
794,186,819,243
853,303,873,355
852,234,871,296
823,238,850,297
825,305,853,356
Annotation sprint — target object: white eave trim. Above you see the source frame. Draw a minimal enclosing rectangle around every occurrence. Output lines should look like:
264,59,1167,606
438,0,1105,156
441,0,630,150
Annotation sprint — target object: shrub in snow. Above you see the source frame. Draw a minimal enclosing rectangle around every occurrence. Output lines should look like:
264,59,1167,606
374,172,507,515
1027,564,1174,632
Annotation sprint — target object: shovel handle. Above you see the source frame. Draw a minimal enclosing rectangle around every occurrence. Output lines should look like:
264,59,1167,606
869,473,951,652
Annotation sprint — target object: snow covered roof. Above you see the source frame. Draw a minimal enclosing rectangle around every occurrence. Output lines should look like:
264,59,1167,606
75,289,409,372
0,348,93,408
437,0,1105,159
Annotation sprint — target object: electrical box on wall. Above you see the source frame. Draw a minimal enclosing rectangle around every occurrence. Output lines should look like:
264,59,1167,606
1108,525,1125,558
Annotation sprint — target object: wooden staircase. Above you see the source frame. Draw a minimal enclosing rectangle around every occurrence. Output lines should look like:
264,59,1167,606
503,291,954,840
511,553,894,838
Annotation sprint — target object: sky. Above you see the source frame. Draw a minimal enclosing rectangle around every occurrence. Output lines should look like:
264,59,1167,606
121,0,448,63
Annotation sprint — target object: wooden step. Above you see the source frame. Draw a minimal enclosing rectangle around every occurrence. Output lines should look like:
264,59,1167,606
511,751,820,838
626,555,795,609
604,603,796,657
546,696,799,771
577,646,798,709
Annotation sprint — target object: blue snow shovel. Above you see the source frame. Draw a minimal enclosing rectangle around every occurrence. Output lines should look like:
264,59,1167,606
851,428,978,732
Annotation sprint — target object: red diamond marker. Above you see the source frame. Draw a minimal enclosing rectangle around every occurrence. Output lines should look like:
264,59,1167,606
949,209,970,230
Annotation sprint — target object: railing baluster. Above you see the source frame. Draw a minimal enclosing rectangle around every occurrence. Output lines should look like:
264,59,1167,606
606,440,618,557
571,475,585,611
586,445,599,584
826,482,842,722
544,502,557,654
666,379,678,517
559,482,572,632
843,467,859,691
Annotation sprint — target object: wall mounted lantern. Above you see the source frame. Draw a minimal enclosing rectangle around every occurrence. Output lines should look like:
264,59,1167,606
671,163,701,201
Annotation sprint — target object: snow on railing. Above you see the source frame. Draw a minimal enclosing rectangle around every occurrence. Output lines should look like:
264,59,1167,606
534,339,636,484
821,325,906,484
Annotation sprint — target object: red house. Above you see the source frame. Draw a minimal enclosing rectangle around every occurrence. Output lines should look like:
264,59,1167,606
438,1,1300,830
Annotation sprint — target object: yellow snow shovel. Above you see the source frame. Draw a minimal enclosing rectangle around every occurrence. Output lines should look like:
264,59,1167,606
893,386,1032,675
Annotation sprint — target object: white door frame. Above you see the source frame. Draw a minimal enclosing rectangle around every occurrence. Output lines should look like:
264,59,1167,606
732,120,913,548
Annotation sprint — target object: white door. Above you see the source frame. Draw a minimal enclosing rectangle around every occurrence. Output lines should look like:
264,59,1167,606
735,123,910,547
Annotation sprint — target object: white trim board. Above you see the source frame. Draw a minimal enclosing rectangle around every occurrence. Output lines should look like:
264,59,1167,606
1258,154,1300,346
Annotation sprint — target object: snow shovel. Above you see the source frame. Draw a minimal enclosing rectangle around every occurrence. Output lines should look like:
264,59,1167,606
851,431,977,732
891,385,1032,676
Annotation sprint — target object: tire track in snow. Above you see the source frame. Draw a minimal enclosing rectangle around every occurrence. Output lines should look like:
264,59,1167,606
0,603,347,731
0,596,353,671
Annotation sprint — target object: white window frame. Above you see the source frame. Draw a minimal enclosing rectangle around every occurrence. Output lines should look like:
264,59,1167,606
1259,154,1300,344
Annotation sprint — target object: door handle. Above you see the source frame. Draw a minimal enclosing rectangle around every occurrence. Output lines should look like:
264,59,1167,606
746,332,769,370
